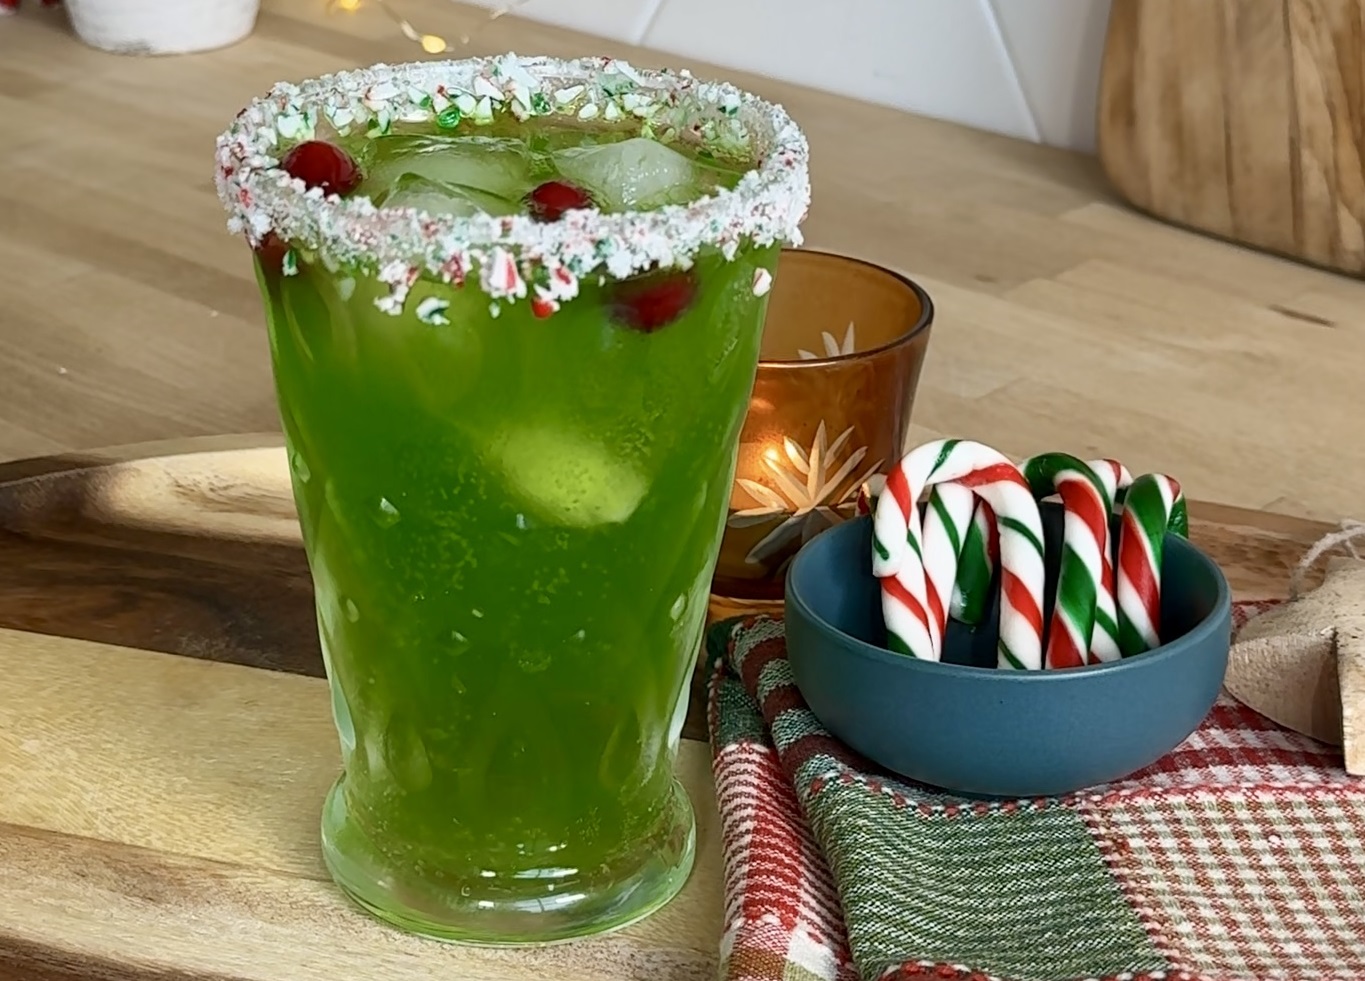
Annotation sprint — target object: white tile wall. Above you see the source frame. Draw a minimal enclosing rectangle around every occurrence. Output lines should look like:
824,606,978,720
466,0,1113,152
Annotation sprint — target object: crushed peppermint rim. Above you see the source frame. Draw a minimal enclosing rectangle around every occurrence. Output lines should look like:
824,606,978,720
215,53,811,314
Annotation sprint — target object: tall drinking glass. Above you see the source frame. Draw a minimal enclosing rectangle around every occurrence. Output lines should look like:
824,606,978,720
215,55,810,944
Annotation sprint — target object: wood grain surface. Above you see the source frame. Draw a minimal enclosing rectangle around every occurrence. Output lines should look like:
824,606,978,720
0,436,1339,729
0,437,1344,981
1099,0,1365,277
0,631,722,981
0,1,1364,523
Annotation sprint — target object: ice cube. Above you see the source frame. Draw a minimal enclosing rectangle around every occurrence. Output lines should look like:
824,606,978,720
363,134,531,201
378,173,516,219
493,424,648,527
553,137,707,211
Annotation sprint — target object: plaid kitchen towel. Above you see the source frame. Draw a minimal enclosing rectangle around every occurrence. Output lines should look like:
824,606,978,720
705,601,1365,981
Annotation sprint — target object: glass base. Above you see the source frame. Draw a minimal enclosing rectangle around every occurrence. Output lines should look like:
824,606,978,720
319,776,697,946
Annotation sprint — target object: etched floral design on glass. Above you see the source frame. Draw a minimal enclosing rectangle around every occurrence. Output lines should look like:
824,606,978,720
711,250,934,606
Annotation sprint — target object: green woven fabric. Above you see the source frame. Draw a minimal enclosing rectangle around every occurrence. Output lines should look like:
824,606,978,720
809,779,1161,979
707,608,1365,981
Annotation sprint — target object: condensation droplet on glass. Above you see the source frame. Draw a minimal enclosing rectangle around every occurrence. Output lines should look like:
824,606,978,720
374,496,402,528
471,608,485,619
450,673,467,694
515,512,529,530
344,598,360,622
459,885,472,897
572,628,586,642
670,592,687,620
291,450,311,483
449,629,471,655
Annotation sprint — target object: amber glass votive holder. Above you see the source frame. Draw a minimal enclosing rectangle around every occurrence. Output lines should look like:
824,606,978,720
710,249,934,619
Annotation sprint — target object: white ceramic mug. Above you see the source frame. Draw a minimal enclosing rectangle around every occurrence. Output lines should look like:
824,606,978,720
65,0,260,54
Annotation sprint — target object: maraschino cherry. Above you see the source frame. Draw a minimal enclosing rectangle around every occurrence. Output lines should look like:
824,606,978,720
606,271,698,333
279,140,363,197
526,180,593,222
255,141,363,272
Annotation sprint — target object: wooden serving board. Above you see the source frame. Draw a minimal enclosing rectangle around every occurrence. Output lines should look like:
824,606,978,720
0,436,1336,980
1098,0,1365,277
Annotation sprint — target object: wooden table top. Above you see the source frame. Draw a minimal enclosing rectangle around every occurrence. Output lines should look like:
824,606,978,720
0,1,1362,524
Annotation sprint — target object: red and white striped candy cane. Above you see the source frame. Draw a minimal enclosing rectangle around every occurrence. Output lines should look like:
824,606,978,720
873,439,1046,669
1086,458,1132,663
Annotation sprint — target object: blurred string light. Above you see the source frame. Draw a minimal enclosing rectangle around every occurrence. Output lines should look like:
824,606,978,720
327,0,529,53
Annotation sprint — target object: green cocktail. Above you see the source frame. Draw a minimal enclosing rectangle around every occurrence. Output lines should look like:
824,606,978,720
216,56,809,943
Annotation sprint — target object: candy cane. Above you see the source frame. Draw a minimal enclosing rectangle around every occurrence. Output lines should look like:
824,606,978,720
873,439,1046,670
864,475,992,656
920,483,979,657
950,500,996,626
1116,473,1188,656
1085,458,1132,663
1021,454,1113,670
855,474,885,517
1089,459,1133,512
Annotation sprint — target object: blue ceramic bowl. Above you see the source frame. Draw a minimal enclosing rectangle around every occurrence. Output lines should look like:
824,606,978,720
784,504,1232,798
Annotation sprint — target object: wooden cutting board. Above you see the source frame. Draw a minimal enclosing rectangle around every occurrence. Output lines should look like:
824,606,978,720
0,435,1336,980
1097,0,1365,277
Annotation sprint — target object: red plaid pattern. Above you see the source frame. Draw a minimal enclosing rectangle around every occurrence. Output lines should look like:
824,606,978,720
1086,789,1365,979
709,631,858,981
1083,601,1365,979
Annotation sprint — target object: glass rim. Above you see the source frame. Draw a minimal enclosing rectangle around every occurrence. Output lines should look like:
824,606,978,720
215,53,811,311
757,249,934,369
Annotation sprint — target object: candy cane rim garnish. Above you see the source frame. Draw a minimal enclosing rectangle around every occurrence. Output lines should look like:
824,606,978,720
1115,472,1187,657
874,439,1046,669
1085,458,1132,664
1021,454,1113,670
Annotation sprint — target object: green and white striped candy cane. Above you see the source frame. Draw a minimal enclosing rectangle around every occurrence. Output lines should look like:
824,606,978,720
1086,458,1132,663
1116,473,1190,656
949,500,996,626
1021,454,1113,670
